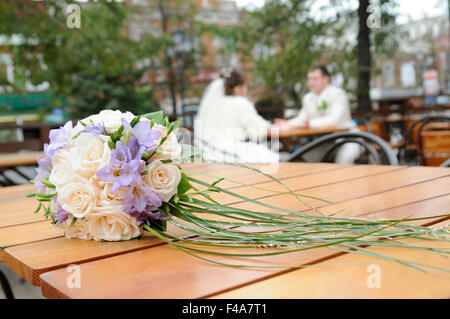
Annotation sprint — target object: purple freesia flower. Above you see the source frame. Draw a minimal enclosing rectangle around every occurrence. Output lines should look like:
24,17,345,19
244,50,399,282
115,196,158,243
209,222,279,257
83,122,104,135
123,180,165,225
96,158,144,193
121,118,161,154
54,207,69,227
34,167,50,193
109,140,133,167
123,180,162,213
45,121,73,157
37,154,52,172
127,135,145,161
128,210,170,226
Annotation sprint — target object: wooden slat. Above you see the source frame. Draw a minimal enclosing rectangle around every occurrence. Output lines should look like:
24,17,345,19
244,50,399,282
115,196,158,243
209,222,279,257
0,163,325,228
0,151,44,168
3,164,449,294
229,167,449,214
5,166,447,287
183,162,338,190
38,205,449,299
211,221,450,299
0,198,45,228
27,169,448,297
0,221,62,262
1,163,346,285
207,164,400,204
0,184,35,203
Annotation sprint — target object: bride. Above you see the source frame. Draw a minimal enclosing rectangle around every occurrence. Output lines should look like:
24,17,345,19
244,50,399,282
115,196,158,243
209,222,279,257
194,69,279,163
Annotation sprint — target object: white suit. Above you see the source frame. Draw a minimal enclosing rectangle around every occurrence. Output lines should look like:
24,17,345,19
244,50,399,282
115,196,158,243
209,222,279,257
288,85,360,164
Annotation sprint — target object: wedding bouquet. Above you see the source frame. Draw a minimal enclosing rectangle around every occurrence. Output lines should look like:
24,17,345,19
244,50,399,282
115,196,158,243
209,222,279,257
27,110,450,272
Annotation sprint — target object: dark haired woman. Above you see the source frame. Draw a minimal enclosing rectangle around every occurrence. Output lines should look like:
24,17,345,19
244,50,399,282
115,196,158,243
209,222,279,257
195,69,279,163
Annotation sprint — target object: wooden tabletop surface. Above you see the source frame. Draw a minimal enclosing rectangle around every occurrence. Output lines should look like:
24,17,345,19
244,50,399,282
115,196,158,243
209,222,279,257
269,126,349,138
0,151,44,168
0,162,449,299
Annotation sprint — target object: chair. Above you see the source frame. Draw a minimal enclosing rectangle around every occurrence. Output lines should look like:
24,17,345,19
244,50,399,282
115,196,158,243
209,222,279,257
287,131,398,165
401,115,450,165
180,104,199,131
440,158,450,167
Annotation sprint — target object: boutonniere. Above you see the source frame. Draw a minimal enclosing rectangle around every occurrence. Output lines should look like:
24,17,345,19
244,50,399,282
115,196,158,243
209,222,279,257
317,101,327,111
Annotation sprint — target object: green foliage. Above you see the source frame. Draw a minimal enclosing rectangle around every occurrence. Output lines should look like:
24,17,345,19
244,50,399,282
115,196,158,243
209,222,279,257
68,70,160,119
0,0,162,118
201,0,399,108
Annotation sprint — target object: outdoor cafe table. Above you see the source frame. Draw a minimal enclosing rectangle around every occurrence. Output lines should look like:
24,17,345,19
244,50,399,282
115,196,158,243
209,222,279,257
269,126,349,138
268,126,350,151
0,162,449,298
0,151,43,168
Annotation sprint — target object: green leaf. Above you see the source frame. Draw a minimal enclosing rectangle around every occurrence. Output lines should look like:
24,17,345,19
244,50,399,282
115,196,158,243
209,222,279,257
141,111,164,125
108,140,116,150
41,179,55,188
130,116,141,127
177,172,193,195
211,177,225,187
170,118,183,133
25,193,36,197
172,194,180,204
33,203,42,214
142,151,150,161
69,217,77,227
146,219,167,232
163,116,169,126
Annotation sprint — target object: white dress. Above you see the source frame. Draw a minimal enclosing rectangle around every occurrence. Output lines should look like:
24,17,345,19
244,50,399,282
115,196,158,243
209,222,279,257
195,79,279,163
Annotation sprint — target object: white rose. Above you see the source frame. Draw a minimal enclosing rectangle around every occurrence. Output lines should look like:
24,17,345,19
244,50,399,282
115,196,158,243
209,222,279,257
96,180,127,203
98,110,135,134
49,149,75,188
57,180,97,219
62,218,92,240
76,110,136,134
87,202,142,241
143,160,181,202
72,133,111,178
151,124,182,161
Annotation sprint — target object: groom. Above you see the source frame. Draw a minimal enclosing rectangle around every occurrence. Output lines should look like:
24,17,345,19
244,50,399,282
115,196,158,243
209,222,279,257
275,65,360,164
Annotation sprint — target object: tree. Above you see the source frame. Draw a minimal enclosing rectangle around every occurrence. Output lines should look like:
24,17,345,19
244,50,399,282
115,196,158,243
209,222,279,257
202,0,343,105
204,0,398,112
357,0,372,111
0,0,162,119
128,0,202,114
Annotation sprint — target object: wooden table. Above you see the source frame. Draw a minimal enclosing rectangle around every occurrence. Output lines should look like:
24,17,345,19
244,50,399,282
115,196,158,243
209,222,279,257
269,126,350,152
0,151,44,168
0,162,449,298
269,126,349,138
